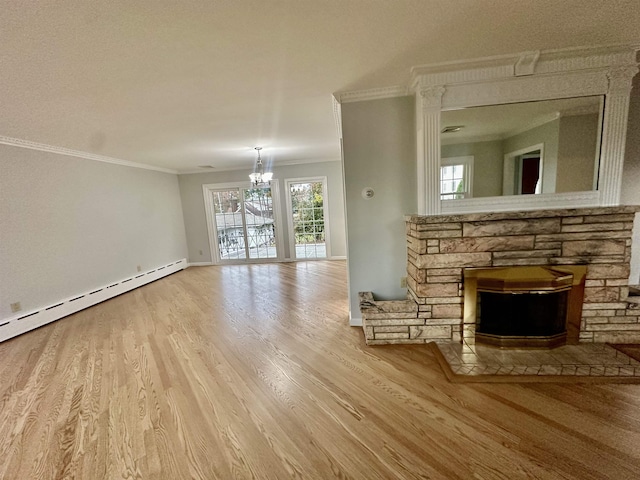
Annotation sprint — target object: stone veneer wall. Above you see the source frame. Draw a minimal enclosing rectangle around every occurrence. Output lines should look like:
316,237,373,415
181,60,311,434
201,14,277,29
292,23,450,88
360,206,640,345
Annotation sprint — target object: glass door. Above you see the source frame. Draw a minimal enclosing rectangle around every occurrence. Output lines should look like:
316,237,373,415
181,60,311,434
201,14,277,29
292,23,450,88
209,186,278,262
285,178,329,259
243,187,277,260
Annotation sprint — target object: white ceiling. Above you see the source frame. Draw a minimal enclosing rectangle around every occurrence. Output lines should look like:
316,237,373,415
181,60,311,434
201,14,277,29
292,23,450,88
1,1,639,173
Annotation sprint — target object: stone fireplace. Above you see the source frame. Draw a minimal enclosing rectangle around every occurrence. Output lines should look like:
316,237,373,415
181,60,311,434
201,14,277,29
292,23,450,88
360,206,640,345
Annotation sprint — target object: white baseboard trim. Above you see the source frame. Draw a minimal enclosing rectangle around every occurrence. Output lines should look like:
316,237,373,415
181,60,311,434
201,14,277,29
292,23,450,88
0,259,187,343
329,256,347,260
350,315,363,327
188,262,214,267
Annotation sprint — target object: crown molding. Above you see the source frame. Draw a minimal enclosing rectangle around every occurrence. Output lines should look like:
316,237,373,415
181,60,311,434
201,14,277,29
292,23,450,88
441,111,561,146
502,112,561,139
0,135,178,174
334,85,409,104
332,95,343,139
411,43,640,90
441,133,504,146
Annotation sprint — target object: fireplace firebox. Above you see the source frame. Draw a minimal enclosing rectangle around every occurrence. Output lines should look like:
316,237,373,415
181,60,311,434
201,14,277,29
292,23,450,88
464,266,587,348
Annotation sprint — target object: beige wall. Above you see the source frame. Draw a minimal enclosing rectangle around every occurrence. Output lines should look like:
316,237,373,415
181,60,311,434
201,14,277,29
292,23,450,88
178,161,346,263
556,113,599,193
0,145,188,320
341,96,416,323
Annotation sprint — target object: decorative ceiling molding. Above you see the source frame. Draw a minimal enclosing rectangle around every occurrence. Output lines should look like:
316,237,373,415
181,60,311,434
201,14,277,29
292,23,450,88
440,133,504,146
333,46,639,108
332,96,343,139
334,85,409,104
0,135,177,174
411,44,639,90
441,112,564,146
502,112,561,139
514,51,540,76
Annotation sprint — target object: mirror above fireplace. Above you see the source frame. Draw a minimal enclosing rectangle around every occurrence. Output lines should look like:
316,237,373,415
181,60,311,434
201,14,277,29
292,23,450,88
411,45,639,216
440,96,604,199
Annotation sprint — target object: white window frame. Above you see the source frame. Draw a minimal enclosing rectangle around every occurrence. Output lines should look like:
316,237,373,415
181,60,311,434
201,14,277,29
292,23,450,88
440,156,474,200
284,176,331,260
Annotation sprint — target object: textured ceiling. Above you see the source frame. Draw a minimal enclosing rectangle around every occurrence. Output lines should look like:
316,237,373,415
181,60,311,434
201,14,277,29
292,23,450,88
1,0,639,173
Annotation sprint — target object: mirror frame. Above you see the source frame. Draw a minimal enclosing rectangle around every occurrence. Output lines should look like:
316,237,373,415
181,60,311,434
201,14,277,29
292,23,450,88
412,45,639,215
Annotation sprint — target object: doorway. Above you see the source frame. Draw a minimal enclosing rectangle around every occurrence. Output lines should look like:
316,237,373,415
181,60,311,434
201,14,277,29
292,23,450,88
518,152,542,194
503,143,545,195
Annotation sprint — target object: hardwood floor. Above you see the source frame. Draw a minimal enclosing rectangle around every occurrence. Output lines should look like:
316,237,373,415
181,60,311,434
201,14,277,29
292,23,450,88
1,260,639,479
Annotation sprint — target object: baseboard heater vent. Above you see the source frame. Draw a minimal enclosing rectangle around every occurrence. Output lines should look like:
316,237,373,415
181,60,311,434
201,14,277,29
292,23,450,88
0,258,187,343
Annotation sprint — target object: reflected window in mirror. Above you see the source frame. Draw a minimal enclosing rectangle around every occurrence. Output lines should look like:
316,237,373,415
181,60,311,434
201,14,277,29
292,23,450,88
441,156,473,200
440,96,604,200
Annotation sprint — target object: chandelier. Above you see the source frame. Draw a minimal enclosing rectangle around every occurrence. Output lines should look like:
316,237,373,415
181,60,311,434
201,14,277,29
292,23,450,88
249,147,273,186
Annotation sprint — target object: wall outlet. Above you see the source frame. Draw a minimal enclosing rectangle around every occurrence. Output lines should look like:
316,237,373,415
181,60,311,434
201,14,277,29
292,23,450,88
137,265,142,272
10,302,21,313
199,250,203,256
400,276,407,288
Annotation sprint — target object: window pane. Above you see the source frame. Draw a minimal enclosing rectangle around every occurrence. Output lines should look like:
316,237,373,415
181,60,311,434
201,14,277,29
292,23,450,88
441,166,453,180
289,181,327,259
441,162,468,200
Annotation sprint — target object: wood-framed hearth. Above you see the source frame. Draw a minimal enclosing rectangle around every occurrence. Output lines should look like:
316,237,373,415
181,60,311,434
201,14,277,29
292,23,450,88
360,206,640,345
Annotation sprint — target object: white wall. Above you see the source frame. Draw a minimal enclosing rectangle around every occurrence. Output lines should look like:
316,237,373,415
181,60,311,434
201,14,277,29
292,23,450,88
178,160,346,263
0,145,188,320
341,96,417,324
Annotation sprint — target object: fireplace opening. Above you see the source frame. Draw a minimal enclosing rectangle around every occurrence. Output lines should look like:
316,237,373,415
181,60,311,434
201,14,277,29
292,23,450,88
464,266,587,348
477,290,569,346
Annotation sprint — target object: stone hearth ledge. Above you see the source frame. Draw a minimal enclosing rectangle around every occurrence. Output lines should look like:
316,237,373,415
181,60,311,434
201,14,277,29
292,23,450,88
360,206,640,346
404,205,640,225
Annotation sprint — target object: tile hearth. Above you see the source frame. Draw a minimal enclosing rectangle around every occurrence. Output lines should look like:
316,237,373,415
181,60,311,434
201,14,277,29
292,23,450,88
434,342,640,382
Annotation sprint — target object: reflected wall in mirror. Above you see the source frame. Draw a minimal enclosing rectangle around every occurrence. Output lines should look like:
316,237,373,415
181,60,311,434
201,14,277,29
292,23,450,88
440,96,604,199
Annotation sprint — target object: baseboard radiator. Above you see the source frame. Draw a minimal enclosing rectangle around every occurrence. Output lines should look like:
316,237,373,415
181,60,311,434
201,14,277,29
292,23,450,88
0,259,187,343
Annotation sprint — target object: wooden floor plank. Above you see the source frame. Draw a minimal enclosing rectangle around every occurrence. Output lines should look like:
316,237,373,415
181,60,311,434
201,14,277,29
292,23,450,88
1,260,640,479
